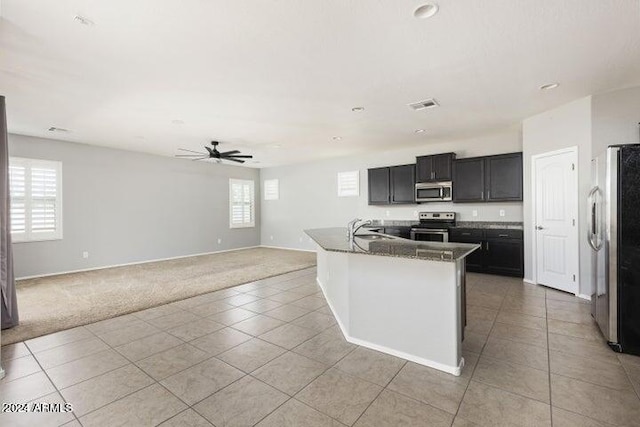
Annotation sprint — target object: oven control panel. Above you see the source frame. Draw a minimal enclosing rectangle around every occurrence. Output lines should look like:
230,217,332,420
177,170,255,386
418,212,456,220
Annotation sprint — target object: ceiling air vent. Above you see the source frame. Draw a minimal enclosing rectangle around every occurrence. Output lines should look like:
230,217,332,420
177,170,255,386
408,98,440,111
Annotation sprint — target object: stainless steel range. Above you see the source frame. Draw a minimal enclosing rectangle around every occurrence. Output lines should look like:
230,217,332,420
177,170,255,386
410,212,456,242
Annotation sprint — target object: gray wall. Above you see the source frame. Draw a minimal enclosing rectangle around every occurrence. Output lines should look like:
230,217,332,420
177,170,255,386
9,134,260,278
592,86,640,155
260,130,523,251
522,97,592,296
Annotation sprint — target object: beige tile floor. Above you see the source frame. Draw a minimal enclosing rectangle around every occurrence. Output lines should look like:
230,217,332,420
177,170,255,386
2,267,640,426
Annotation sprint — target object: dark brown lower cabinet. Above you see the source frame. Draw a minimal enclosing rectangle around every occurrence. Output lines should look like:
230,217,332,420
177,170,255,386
450,228,524,277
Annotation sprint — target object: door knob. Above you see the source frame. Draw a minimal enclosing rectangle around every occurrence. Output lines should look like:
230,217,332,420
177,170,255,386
536,226,544,230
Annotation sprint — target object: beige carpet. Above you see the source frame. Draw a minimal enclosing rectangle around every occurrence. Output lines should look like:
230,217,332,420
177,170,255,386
1,247,316,345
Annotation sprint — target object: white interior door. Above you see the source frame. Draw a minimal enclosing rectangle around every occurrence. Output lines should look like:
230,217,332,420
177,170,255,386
534,149,579,294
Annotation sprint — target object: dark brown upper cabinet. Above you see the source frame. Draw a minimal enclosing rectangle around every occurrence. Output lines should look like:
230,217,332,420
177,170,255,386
452,152,522,203
416,153,455,183
368,164,416,205
452,157,485,202
485,153,523,201
368,167,390,205
390,164,416,204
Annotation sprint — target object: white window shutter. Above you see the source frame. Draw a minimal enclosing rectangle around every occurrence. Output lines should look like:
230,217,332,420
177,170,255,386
264,179,279,200
337,171,359,197
229,179,255,228
8,157,63,242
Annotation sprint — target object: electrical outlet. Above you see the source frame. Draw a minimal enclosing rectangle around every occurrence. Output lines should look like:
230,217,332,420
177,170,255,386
82,251,89,259
217,238,222,244
413,211,418,218
385,210,390,217
499,209,506,217
270,235,274,241
299,237,303,242
472,210,478,217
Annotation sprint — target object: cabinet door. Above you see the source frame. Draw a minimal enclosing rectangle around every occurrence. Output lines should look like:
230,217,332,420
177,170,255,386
453,158,485,202
485,153,523,201
415,156,434,183
449,229,484,272
433,153,454,181
390,164,416,204
485,239,524,277
368,167,390,205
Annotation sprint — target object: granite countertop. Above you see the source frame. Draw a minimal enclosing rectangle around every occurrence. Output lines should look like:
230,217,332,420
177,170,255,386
453,221,524,230
304,227,479,263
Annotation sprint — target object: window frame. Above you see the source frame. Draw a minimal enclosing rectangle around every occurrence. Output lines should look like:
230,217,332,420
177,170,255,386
9,156,63,243
229,178,256,229
263,178,279,201
337,170,360,197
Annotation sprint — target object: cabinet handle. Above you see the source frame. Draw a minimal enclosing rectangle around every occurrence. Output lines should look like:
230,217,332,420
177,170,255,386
481,191,484,199
462,232,471,236
498,234,509,237
431,171,435,180
486,241,489,250
487,190,490,199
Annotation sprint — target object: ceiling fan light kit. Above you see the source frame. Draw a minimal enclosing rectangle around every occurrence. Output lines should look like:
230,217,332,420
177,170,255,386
176,141,253,164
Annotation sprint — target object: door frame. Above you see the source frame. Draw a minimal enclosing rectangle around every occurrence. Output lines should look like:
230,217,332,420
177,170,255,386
530,146,580,294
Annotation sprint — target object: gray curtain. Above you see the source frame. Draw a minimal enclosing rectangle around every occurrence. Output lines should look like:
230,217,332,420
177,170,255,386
1,96,18,329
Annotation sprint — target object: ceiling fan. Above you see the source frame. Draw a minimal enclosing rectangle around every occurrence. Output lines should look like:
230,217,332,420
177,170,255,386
175,141,253,163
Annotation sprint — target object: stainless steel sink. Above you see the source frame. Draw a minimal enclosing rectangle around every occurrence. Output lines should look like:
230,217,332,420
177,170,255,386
354,234,394,240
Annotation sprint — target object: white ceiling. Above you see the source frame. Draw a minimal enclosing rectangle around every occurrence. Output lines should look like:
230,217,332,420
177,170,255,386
1,0,639,167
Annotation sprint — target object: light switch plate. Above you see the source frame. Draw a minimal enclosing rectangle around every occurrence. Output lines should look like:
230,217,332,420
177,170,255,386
499,209,506,217
472,210,478,217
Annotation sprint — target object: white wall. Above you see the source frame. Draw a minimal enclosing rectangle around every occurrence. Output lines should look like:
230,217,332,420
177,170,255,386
522,97,592,295
592,86,640,154
9,134,261,278
260,130,523,251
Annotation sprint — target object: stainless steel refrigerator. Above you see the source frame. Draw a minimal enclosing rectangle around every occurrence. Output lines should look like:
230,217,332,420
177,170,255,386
590,143,640,355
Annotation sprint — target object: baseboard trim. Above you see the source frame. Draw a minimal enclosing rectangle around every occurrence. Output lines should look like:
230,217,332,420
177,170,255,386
315,277,463,376
16,246,262,280
523,279,537,285
578,294,592,301
259,245,316,253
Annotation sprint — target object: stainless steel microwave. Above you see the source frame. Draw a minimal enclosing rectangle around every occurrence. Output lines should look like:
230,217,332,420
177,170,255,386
415,182,452,202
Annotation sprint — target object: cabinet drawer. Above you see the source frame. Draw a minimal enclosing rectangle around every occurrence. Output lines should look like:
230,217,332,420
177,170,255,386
485,229,523,240
450,228,483,240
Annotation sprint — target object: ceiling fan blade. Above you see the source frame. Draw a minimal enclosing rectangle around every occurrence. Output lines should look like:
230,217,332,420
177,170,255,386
220,150,240,156
191,156,210,161
178,148,206,154
175,154,207,157
224,158,245,163
205,146,214,155
224,155,253,159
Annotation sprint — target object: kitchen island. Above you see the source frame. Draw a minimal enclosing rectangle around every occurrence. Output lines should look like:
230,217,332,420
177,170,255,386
305,227,479,376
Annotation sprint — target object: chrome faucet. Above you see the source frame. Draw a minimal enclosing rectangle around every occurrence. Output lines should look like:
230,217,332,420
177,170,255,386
347,218,372,240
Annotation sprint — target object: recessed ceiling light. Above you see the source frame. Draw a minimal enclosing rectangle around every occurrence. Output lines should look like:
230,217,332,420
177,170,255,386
351,107,365,112
171,119,185,125
48,126,69,133
414,129,426,134
271,144,282,149
540,83,560,91
332,136,342,141
414,3,439,19
73,15,94,26
408,98,439,111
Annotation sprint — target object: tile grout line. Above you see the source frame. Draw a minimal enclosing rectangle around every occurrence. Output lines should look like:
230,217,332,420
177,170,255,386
22,339,83,426
545,289,553,426
451,284,505,424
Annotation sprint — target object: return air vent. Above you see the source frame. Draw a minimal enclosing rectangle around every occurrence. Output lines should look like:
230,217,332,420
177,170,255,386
408,98,440,111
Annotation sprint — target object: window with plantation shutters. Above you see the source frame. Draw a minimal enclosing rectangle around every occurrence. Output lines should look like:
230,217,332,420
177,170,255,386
337,170,359,197
263,179,279,200
229,179,255,228
9,157,63,242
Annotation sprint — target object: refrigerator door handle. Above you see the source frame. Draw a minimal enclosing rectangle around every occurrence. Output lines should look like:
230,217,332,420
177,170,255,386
587,187,602,251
